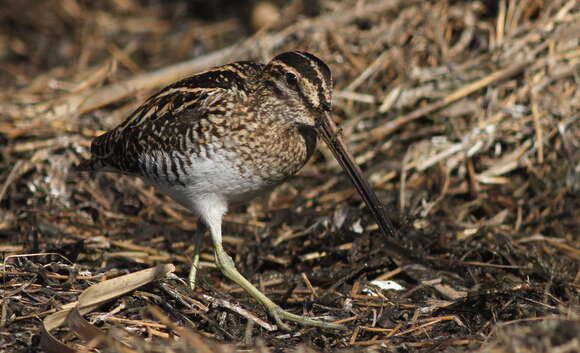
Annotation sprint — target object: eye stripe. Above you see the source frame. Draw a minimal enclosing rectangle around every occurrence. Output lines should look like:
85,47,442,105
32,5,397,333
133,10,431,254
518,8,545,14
274,53,324,88
294,51,332,99
270,52,332,111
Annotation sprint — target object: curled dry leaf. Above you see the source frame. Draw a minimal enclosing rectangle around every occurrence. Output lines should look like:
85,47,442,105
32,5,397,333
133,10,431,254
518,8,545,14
41,264,175,353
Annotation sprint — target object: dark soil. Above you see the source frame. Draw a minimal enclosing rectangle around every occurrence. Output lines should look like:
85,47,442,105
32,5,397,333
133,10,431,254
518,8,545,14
1,1,578,352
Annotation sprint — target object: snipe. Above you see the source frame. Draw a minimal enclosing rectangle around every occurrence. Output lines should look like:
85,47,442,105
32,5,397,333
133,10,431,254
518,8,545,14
79,51,396,330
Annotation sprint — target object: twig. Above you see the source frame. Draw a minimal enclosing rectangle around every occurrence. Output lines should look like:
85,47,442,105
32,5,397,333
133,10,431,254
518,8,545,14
363,59,533,143
200,294,277,331
27,0,414,123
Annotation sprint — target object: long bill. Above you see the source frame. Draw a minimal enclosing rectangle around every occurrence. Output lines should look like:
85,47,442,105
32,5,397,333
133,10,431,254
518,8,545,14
316,112,398,239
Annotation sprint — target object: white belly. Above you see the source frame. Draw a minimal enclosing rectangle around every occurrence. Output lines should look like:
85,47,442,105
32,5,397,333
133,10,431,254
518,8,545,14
142,150,276,211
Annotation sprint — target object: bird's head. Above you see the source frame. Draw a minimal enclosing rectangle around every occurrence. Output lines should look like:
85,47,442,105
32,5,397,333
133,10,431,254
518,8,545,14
259,52,397,242
258,51,333,127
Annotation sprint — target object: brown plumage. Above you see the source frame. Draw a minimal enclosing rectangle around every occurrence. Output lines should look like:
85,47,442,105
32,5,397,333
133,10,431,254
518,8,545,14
80,51,345,330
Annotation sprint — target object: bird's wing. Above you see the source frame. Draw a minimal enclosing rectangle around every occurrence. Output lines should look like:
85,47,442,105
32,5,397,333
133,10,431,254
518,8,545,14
80,61,263,175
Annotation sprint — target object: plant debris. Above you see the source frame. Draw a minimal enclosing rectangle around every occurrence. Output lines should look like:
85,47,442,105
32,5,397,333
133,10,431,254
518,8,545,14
1,0,578,352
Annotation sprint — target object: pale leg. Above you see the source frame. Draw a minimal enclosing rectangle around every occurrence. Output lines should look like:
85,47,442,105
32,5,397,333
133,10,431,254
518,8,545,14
212,242,345,330
194,195,344,330
188,226,204,289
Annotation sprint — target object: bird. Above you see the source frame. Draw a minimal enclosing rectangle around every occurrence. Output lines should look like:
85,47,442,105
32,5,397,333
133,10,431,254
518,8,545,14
79,51,396,330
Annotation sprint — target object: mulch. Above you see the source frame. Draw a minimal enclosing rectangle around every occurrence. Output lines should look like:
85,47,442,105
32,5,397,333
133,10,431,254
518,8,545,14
1,0,578,352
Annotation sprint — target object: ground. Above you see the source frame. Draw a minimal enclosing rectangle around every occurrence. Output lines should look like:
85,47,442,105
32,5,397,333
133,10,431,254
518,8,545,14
0,1,579,352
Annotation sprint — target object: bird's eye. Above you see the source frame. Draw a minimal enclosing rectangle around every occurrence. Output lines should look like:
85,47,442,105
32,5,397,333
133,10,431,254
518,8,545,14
322,102,331,112
285,72,298,87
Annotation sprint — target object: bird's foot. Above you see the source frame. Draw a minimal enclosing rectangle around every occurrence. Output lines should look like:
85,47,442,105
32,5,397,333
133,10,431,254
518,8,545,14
268,305,346,331
212,246,346,331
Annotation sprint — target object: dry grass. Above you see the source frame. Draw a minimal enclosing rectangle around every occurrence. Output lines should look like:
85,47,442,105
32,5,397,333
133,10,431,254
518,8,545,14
1,0,579,352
